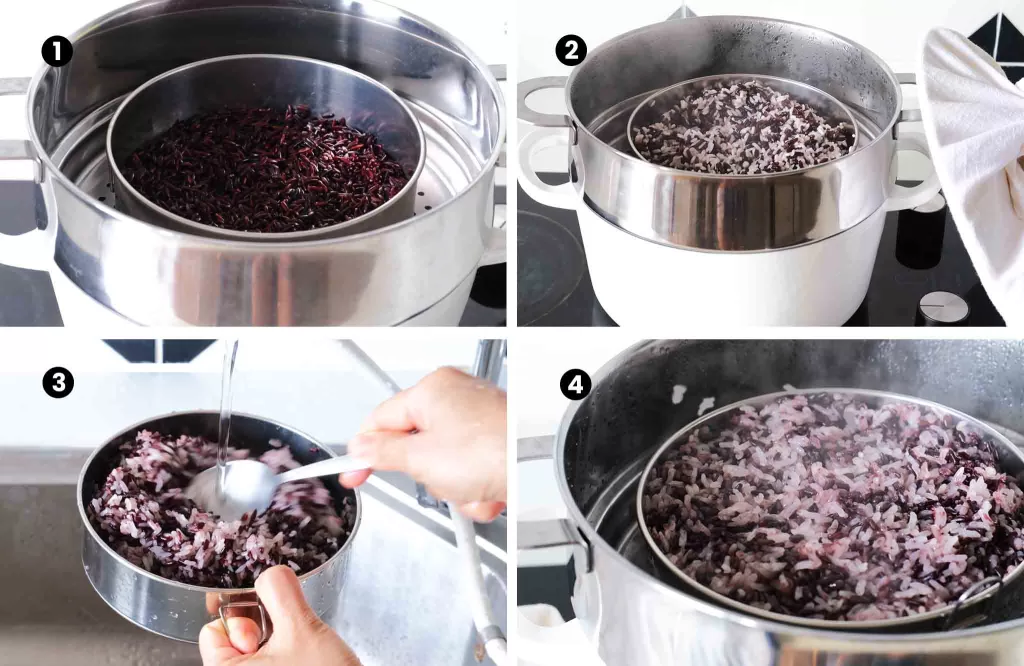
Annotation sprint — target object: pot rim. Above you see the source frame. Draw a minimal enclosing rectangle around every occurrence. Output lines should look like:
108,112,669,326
26,0,506,250
105,53,428,242
563,15,903,181
553,340,1024,642
76,409,363,595
634,386,1024,631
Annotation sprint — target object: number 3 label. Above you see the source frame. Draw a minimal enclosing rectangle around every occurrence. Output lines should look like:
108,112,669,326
43,367,74,399
556,35,588,67
560,369,592,400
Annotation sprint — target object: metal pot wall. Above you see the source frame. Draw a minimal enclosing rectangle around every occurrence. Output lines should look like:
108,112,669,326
519,16,940,251
78,411,361,643
520,340,1024,666
0,0,505,326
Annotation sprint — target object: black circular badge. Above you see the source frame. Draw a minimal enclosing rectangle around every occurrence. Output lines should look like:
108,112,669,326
559,369,592,400
42,36,73,68
43,367,74,399
556,35,587,67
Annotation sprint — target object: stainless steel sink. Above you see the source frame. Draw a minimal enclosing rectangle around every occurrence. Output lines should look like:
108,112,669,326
0,448,507,666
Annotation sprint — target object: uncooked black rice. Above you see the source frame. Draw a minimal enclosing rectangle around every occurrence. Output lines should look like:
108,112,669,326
89,430,355,588
641,393,1024,621
632,80,855,175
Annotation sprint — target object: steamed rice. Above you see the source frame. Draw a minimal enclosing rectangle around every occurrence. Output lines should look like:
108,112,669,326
88,430,356,588
641,393,1024,621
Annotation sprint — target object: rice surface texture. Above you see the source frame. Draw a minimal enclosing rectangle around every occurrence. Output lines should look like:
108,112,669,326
633,80,855,175
89,430,356,588
641,393,1024,621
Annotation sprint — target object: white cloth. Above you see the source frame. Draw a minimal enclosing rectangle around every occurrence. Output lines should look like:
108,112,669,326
918,28,1024,326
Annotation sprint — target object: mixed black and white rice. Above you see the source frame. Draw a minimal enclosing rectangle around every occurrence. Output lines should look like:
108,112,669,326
632,80,856,175
88,430,356,588
641,393,1024,621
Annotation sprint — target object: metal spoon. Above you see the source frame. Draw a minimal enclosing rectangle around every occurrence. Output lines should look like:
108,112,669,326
186,454,370,521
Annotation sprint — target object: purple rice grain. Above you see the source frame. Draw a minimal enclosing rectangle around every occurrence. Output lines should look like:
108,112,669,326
88,430,356,588
122,105,409,233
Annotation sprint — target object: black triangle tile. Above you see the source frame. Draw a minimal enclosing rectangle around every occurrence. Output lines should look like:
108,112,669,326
999,15,1024,61
971,14,1000,55
105,340,156,362
162,340,217,363
1002,66,1024,83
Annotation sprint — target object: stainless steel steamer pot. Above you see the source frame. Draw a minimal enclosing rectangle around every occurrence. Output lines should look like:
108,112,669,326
108,54,427,242
78,411,361,643
636,388,1024,631
517,17,941,327
0,0,505,326
519,16,938,249
519,340,1024,666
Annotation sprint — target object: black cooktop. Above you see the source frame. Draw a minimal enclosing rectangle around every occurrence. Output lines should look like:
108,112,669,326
0,180,506,327
519,175,1005,327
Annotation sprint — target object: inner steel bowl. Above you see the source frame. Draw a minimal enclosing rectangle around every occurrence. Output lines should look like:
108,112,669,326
107,54,426,242
627,74,860,173
635,388,1024,631
77,411,361,642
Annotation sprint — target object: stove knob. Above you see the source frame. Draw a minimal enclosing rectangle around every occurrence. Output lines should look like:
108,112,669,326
916,291,970,326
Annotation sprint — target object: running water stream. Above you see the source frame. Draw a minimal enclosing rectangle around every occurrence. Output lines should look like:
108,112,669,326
216,340,240,499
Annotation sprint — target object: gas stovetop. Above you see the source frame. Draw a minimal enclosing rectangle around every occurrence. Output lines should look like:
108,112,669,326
518,175,1005,327
0,180,506,327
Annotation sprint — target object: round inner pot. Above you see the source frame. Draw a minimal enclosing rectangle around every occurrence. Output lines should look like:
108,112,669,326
77,411,361,643
107,54,425,242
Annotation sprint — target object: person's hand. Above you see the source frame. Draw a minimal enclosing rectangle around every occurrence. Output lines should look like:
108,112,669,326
340,367,507,522
199,566,361,666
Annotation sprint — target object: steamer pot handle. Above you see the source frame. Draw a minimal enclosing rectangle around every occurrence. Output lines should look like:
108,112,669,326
517,438,594,573
518,607,601,665
884,132,943,212
219,599,269,646
481,148,507,266
518,76,570,128
517,441,600,663
896,73,922,123
0,76,55,271
519,129,581,210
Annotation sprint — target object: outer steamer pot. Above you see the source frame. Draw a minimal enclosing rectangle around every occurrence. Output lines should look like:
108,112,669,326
518,16,942,327
519,340,1024,666
0,0,505,326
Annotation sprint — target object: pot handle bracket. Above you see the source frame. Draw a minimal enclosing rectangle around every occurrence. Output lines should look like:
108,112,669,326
517,436,599,665
885,73,942,212
481,64,508,267
219,598,269,646
0,76,56,272
517,435,593,572
517,76,581,210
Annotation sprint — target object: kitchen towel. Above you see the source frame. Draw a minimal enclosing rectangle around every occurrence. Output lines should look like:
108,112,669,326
918,28,1024,326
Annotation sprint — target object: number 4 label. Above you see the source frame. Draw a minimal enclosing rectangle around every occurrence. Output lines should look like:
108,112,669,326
560,369,592,400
